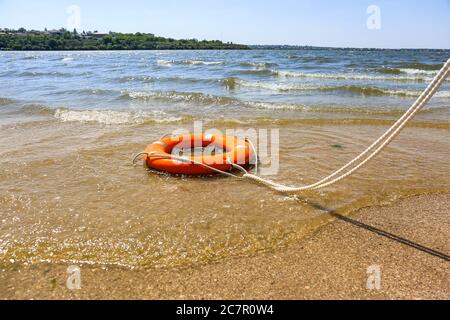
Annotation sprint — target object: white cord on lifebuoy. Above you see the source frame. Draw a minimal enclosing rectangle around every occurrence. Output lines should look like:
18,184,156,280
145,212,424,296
133,151,249,178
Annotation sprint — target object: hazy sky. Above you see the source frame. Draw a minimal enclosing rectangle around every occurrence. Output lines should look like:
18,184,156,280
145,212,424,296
1,0,449,48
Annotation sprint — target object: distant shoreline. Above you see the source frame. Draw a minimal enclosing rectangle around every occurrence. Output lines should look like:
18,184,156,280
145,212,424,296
0,28,250,51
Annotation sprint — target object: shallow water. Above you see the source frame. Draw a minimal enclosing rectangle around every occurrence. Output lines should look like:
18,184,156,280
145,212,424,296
0,49,449,269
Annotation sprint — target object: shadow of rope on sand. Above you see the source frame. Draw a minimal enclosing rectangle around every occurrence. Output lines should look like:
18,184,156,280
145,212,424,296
305,200,450,262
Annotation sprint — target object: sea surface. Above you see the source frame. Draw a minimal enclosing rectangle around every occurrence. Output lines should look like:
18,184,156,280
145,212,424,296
1,49,450,269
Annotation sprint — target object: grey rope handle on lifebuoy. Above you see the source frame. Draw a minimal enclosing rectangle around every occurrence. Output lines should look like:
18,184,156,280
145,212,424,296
132,151,249,178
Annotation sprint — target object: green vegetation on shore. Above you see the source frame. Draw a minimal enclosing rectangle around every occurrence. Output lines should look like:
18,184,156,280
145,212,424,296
0,28,250,50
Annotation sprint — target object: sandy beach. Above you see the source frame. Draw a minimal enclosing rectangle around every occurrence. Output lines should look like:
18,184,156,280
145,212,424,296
1,193,448,300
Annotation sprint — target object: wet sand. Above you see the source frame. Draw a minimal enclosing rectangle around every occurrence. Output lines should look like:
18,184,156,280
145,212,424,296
1,193,448,300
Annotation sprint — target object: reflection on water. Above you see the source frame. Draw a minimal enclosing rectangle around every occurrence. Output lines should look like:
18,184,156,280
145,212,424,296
0,49,449,269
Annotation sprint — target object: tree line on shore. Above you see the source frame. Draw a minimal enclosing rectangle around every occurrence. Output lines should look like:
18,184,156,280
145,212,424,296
0,28,250,50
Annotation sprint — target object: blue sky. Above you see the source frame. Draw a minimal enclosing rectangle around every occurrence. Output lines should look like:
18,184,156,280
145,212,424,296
1,0,449,48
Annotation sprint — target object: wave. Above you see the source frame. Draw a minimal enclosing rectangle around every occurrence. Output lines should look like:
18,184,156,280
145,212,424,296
156,59,173,67
396,62,443,71
22,55,39,60
324,86,450,98
78,88,117,96
16,108,450,130
120,90,236,105
17,54,70,61
48,88,118,97
232,68,441,82
116,75,153,83
19,54,56,61
18,71,75,77
326,86,450,98
238,62,278,68
273,70,438,82
184,60,223,65
397,68,438,76
115,75,215,86
121,89,447,115
16,104,189,124
234,69,276,76
373,67,403,75
433,91,450,98
54,109,188,125
121,84,450,107
16,101,449,128
300,56,336,64
375,66,438,76
49,108,450,129
286,56,335,64
327,86,420,97
241,102,426,116
240,101,309,111
235,79,319,91
158,60,277,68
157,59,223,67
235,79,450,97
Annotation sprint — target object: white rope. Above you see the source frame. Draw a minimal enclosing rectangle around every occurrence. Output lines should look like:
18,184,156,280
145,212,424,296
245,137,259,174
133,151,248,178
243,58,450,193
132,152,150,165
133,59,449,194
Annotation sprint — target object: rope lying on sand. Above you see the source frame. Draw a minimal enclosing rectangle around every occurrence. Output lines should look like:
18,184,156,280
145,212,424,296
134,58,450,194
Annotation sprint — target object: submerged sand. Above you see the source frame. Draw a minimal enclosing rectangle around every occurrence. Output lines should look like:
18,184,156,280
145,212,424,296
1,193,448,300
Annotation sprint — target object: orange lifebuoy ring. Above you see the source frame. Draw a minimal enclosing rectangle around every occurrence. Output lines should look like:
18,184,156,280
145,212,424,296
143,133,254,176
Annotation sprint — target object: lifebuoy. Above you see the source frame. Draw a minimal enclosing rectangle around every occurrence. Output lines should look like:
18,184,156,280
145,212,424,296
143,133,254,175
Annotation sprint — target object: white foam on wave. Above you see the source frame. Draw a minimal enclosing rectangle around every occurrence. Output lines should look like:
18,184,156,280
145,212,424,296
54,109,183,125
235,79,320,91
243,101,310,111
434,91,450,98
62,56,74,62
375,89,450,98
397,68,438,76
157,59,222,67
240,62,277,68
184,60,223,65
235,79,450,98
125,90,195,101
365,89,450,98
23,54,40,60
124,90,188,101
274,70,437,82
157,59,173,67
121,90,235,105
